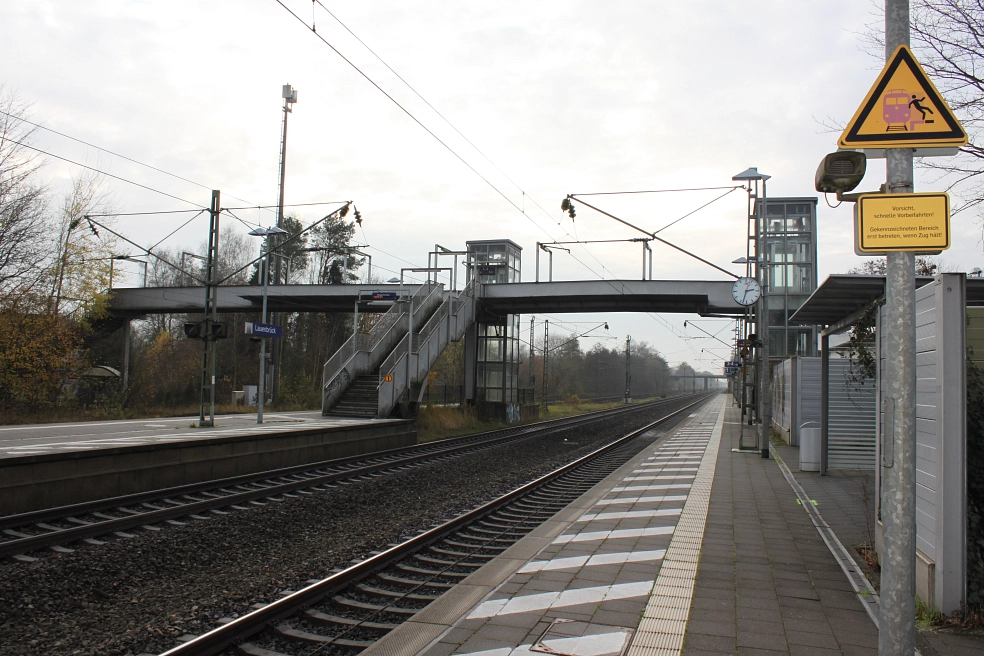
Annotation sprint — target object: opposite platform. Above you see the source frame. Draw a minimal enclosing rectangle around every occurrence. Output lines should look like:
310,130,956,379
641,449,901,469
0,412,413,516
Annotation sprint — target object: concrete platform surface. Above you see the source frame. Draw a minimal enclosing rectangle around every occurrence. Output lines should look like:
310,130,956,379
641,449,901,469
0,410,392,459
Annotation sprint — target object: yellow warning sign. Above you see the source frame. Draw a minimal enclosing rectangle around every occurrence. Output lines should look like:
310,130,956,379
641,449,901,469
839,45,966,150
856,193,950,253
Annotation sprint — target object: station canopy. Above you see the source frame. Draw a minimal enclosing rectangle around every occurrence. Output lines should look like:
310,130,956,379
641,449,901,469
790,274,984,333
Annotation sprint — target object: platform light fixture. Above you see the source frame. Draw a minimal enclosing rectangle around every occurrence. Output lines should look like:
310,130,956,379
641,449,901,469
731,166,771,459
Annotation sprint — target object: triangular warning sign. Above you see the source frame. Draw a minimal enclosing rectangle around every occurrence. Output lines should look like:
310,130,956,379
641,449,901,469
838,45,967,150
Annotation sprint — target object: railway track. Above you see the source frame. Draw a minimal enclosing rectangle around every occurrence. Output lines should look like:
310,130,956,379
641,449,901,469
157,393,714,656
0,395,698,561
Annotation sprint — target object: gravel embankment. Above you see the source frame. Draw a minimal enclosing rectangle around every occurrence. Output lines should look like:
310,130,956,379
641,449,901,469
0,404,689,656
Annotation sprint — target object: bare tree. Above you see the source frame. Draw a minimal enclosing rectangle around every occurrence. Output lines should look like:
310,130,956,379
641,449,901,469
908,2,984,213
51,170,116,319
0,87,52,307
847,255,960,275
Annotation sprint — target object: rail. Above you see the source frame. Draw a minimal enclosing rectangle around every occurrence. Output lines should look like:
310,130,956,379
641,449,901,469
0,395,694,559
156,393,714,656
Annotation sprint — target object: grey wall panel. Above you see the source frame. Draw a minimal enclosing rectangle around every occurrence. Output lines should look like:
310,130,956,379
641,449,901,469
827,358,876,470
878,274,966,613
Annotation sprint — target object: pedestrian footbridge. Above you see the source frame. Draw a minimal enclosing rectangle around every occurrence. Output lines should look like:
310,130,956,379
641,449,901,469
108,279,744,418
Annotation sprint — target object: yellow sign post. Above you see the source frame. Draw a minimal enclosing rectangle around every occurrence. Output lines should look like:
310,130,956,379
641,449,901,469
839,45,967,150
855,192,950,253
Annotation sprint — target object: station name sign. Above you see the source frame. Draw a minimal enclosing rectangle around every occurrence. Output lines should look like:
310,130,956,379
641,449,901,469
245,322,283,338
855,192,949,254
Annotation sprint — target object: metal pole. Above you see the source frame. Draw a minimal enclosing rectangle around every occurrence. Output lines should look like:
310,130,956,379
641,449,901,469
407,296,414,404
122,319,131,392
549,250,553,282
257,243,269,425
625,335,631,403
271,88,292,404
880,1,917,652
353,298,359,339
542,319,549,409
759,178,771,458
535,243,541,282
529,316,536,402
199,190,221,427
821,332,830,475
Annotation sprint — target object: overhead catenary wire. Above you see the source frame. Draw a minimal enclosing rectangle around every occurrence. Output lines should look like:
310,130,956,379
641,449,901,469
7,138,205,208
570,186,743,197
0,109,274,215
148,209,207,252
279,1,716,361
277,0,615,283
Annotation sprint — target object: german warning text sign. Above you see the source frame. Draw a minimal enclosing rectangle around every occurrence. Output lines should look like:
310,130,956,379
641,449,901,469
839,45,966,150
856,193,950,253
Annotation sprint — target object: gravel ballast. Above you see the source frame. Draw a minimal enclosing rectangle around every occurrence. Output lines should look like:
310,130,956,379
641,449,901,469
0,401,698,656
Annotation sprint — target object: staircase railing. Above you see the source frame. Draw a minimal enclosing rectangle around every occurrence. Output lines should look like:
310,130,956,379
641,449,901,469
377,281,477,417
321,283,442,414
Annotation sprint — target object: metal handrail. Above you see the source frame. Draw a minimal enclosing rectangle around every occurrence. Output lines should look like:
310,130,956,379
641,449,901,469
377,283,477,411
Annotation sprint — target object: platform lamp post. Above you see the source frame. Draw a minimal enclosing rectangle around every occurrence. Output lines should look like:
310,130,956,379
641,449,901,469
249,225,288,425
732,167,771,458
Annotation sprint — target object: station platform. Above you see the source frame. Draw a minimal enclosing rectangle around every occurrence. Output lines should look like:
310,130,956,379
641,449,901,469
0,410,382,458
0,412,413,516
365,395,984,656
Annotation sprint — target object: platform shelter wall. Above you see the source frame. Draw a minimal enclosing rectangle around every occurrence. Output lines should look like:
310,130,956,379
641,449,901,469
876,273,966,614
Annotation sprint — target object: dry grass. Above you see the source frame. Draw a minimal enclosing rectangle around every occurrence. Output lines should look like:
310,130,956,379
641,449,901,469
414,397,658,444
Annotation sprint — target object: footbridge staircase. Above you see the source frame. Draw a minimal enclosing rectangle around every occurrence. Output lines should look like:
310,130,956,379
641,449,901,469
321,282,477,418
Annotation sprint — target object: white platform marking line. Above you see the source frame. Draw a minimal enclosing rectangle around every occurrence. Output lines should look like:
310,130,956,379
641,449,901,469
626,396,724,656
611,483,693,493
577,507,683,522
593,494,689,507
517,549,666,574
552,525,674,544
467,580,655,619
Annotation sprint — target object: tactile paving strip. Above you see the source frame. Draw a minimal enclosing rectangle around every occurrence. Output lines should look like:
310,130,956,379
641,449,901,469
625,398,725,656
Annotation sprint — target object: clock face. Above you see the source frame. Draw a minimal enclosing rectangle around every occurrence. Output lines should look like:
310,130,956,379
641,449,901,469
732,277,761,306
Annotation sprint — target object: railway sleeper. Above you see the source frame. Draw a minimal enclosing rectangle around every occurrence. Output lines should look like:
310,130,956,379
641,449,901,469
237,643,293,656
464,525,527,538
355,583,440,601
415,553,491,567
331,595,419,616
274,623,373,648
375,572,454,589
444,537,508,550
426,546,497,559
395,563,471,579
304,609,398,632
453,532,519,545
477,519,539,531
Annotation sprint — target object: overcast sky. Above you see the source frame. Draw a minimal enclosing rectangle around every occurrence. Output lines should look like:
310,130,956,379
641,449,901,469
4,1,976,369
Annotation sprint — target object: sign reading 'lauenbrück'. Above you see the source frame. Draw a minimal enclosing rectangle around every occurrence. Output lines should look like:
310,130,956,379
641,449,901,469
245,322,283,338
